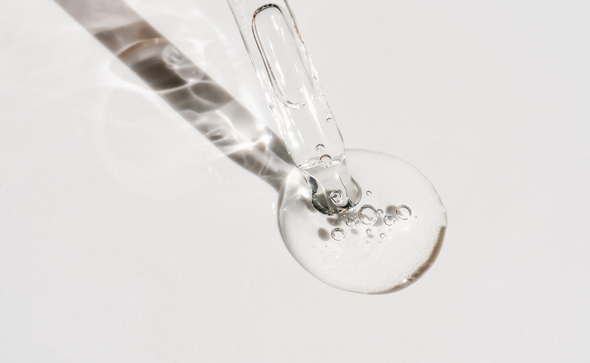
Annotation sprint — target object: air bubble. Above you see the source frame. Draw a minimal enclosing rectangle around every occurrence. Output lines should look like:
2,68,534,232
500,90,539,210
396,205,412,220
329,190,345,206
366,190,372,196
326,117,333,123
316,144,324,152
380,233,386,239
383,215,395,226
345,218,355,227
366,229,373,236
358,204,378,225
331,228,345,241
377,209,384,216
319,154,332,167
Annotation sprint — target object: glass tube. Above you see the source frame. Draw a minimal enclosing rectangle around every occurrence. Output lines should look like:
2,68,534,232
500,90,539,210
227,0,361,214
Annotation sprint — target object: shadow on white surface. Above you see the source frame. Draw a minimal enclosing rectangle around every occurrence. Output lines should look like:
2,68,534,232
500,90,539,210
55,0,293,192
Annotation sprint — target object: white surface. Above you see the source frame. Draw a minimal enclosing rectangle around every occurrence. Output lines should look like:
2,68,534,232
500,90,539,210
1,0,589,362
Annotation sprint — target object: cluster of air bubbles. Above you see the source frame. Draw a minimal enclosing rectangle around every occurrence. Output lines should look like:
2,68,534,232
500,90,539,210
327,197,414,242
396,205,412,220
331,228,345,241
329,190,345,206
383,214,395,226
319,155,332,168
358,204,378,225
315,144,324,152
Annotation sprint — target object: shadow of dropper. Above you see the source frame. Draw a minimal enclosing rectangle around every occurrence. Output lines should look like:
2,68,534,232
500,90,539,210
54,0,293,192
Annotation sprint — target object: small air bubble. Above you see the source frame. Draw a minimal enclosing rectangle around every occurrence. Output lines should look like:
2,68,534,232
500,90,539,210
384,215,395,226
366,190,372,196
380,233,386,239
316,144,324,152
377,209,384,216
366,229,373,236
319,154,332,167
326,117,333,123
358,204,378,225
345,218,355,227
329,190,345,206
331,228,345,241
396,205,412,220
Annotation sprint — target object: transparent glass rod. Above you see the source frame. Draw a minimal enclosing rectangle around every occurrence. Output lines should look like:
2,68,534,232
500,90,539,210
227,0,361,214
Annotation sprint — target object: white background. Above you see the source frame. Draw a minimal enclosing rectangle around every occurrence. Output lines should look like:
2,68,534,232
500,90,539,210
1,0,589,361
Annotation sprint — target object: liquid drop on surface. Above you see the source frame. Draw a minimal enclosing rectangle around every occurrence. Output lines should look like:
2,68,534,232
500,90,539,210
278,150,447,294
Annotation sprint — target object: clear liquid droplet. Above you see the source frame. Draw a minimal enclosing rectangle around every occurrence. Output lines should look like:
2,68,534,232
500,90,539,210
396,205,412,220
331,228,345,241
384,215,395,226
358,204,378,225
